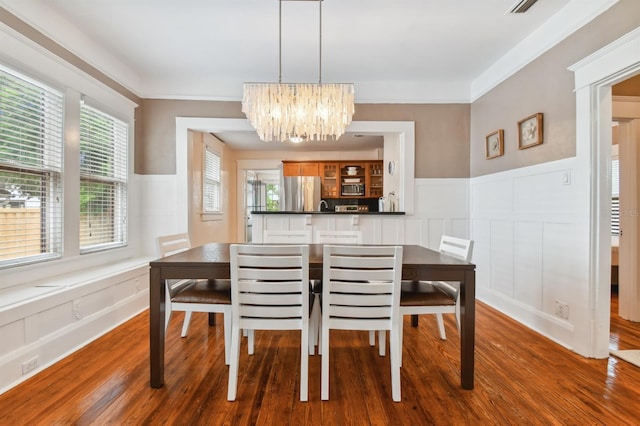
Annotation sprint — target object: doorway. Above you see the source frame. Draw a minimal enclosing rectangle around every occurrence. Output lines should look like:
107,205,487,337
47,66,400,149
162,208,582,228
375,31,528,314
571,26,640,357
243,169,281,242
611,106,640,322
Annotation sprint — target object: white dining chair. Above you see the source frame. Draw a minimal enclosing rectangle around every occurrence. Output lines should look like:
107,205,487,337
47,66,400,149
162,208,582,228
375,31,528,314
369,235,473,364
321,245,403,402
227,244,310,401
261,229,318,355
404,235,473,333
397,236,473,366
157,233,232,365
310,229,364,355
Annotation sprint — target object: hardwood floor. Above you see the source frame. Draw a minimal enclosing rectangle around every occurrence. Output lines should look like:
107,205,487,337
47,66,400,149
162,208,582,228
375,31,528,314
1,294,639,425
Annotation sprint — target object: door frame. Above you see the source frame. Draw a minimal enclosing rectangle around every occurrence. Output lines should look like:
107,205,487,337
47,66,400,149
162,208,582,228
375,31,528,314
569,26,640,357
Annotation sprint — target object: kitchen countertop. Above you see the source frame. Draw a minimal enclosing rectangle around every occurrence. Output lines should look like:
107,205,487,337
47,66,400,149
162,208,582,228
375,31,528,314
251,210,405,215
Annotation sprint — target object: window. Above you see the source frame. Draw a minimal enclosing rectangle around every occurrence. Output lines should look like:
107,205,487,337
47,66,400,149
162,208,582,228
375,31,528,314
79,102,128,252
611,158,619,236
0,65,64,267
203,146,221,213
266,183,280,211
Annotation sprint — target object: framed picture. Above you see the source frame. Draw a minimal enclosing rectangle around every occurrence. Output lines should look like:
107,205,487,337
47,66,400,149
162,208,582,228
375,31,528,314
518,113,543,149
485,129,504,159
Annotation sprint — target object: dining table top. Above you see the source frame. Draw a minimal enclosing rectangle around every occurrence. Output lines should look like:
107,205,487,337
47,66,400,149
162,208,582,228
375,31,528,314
150,242,475,271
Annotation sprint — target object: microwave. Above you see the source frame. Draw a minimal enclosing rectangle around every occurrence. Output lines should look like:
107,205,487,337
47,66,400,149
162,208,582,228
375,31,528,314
341,183,365,196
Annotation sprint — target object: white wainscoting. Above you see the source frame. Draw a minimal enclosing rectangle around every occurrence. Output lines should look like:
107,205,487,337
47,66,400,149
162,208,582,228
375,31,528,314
0,261,150,395
139,174,182,257
470,157,588,350
412,178,470,248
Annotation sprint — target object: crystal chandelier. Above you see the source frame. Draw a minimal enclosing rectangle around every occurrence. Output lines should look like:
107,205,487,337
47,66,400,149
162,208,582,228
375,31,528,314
242,0,355,142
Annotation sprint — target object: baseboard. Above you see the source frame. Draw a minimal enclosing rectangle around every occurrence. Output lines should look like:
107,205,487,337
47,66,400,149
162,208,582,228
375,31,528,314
477,288,575,351
0,289,149,395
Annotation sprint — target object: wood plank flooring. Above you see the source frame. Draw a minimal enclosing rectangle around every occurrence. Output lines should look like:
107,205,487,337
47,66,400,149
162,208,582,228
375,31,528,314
1,292,639,425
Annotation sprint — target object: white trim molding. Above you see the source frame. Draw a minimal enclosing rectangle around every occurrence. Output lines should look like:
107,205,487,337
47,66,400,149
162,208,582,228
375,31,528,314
175,119,416,238
569,25,640,358
472,0,619,101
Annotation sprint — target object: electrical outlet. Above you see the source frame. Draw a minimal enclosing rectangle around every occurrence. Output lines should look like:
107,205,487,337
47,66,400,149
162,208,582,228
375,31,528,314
555,300,570,320
21,356,39,375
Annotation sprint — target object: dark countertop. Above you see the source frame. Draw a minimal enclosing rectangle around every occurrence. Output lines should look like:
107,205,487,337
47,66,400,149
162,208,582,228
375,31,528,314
251,211,405,215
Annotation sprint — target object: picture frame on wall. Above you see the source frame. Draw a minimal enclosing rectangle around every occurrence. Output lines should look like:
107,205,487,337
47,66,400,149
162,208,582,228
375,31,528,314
485,129,504,159
518,113,543,149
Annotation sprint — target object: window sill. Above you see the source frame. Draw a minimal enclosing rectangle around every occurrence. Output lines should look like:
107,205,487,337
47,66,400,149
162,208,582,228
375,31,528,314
201,212,222,222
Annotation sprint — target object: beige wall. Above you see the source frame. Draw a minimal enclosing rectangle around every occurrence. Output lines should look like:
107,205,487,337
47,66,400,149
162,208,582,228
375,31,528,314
471,0,640,177
136,99,243,174
354,104,470,178
188,132,238,244
138,100,470,178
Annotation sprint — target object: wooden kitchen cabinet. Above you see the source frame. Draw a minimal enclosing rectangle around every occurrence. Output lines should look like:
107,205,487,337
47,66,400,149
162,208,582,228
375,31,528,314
285,160,383,198
282,161,319,176
339,162,367,197
320,162,339,198
368,161,384,197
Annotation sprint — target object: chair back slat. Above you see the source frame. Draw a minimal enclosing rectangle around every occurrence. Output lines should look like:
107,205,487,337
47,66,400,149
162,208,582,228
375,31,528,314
240,305,303,319
237,254,305,268
330,305,393,319
239,281,303,293
238,268,304,281
329,269,397,283
263,230,312,243
439,235,473,261
328,281,395,296
157,233,191,257
330,293,393,306
323,245,403,331
329,255,395,269
315,230,362,244
239,293,302,306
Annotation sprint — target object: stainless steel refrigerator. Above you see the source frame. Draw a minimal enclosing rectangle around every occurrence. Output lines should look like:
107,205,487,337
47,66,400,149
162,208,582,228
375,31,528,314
282,176,321,212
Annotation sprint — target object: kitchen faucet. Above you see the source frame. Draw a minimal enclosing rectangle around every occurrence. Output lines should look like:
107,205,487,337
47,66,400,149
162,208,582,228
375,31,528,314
318,199,328,211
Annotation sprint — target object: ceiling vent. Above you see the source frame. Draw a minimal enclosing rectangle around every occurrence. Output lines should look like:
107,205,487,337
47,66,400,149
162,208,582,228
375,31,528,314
507,0,539,13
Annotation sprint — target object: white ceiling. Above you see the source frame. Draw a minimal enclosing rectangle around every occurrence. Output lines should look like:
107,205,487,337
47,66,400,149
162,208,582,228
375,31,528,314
1,0,611,150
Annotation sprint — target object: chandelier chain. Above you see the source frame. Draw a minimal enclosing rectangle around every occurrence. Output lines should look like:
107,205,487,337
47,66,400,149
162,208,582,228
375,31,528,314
242,0,354,142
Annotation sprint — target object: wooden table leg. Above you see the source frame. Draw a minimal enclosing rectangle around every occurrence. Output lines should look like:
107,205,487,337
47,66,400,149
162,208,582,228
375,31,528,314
460,269,475,390
209,312,216,326
411,314,419,327
149,266,165,388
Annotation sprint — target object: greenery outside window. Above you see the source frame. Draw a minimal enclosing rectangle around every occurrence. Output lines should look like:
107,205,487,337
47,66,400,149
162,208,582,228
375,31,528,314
0,64,64,267
266,183,280,211
79,102,128,252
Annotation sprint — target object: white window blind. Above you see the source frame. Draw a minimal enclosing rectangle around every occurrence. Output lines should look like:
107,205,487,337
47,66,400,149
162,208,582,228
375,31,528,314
611,158,619,236
203,146,221,213
0,65,64,267
79,102,128,251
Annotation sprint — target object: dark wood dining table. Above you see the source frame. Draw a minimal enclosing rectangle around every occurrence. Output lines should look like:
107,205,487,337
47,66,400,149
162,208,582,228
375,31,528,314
149,243,476,390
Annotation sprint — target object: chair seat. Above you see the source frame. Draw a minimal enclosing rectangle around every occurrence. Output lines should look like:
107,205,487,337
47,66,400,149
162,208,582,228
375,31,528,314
172,279,231,304
400,280,455,307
